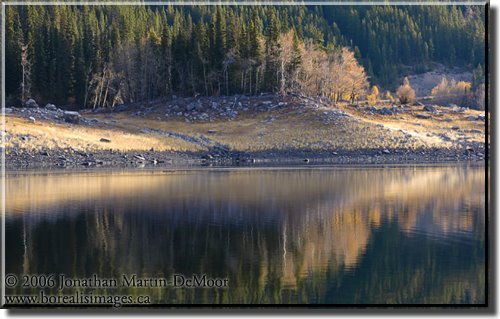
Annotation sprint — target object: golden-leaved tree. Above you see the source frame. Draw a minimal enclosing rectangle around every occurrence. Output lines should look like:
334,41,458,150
397,77,416,104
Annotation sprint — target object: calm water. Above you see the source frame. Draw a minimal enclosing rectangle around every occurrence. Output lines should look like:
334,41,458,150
5,166,486,305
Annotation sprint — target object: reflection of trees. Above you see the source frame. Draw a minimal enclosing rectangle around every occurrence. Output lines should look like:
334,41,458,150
6,166,485,304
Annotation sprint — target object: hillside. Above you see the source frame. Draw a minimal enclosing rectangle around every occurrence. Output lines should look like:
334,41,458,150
4,94,487,169
6,5,486,108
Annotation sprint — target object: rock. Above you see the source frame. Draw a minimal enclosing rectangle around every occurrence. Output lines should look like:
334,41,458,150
211,102,219,109
379,107,393,115
452,108,466,114
440,134,451,141
416,114,431,119
114,104,128,112
451,126,460,130
470,129,482,133
207,129,217,134
133,154,146,161
332,152,338,155
195,103,205,111
45,103,57,111
383,149,391,154
100,138,111,143
414,101,425,107
28,116,36,123
423,105,436,112
25,98,38,108
63,111,81,124
186,102,197,112
443,118,453,122
447,103,458,108
466,115,477,121
5,108,12,113
21,135,29,141
40,150,49,156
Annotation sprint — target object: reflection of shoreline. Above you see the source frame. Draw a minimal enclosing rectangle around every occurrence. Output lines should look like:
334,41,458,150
7,166,485,214
6,166,485,303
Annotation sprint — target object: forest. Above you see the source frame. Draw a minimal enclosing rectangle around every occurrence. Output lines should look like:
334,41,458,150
5,5,486,109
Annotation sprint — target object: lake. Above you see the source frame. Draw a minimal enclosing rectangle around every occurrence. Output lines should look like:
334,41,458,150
5,165,486,305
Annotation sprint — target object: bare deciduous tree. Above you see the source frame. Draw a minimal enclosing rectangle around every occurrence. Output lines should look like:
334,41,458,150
20,43,32,104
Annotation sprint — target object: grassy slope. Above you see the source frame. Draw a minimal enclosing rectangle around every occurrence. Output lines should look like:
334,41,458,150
4,102,486,155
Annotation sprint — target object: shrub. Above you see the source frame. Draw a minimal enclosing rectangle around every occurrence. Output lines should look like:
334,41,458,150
431,77,474,107
396,77,416,104
367,86,379,105
385,91,395,102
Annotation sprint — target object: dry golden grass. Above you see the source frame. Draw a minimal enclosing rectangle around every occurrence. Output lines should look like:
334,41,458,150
337,103,485,145
4,115,201,153
106,104,485,152
4,101,486,155
106,109,421,152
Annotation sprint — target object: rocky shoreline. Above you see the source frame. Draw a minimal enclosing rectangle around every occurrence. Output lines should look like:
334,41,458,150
5,144,486,170
4,94,487,170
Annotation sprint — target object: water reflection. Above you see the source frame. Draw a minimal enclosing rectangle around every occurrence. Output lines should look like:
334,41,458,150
5,166,486,304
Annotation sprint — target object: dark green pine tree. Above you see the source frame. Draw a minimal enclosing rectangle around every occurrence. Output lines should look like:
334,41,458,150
264,9,280,92
5,7,23,103
214,7,227,94
4,5,486,106
472,64,484,91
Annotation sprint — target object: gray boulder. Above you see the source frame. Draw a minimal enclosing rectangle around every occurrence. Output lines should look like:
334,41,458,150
416,114,431,119
423,105,436,112
25,99,38,108
186,102,197,112
114,104,128,112
45,103,57,111
64,111,81,124
379,107,393,115
195,103,205,111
